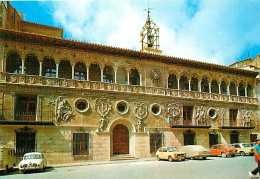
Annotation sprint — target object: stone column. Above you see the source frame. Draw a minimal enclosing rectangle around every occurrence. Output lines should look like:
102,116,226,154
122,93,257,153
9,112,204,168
101,68,104,82
177,78,180,90
72,65,75,79
114,70,117,83
218,83,221,94
39,61,42,76
188,80,191,91
253,88,256,97
245,87,247,97
56,64,59,78
209,83,211,93
21,59,25,74
227,85,230,95
36,94,42,122
140,74,142,86
198,81,202,92
127,72,130,85
87,66,89,81
236,86,239,96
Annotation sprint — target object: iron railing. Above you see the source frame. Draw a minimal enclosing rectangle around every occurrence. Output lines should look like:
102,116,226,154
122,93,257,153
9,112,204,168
0,110,54,123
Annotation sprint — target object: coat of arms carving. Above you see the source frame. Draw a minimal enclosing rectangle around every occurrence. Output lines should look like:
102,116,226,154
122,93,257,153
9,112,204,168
167,103,181,124
95,98,112,131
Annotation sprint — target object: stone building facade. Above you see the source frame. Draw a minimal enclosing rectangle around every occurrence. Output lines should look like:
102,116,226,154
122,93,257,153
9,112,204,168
0,2,259,164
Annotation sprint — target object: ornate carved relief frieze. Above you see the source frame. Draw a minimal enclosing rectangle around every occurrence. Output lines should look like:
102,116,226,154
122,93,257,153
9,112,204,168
134,101,148,132
195,106,208,125
240,110,252,127
55,96,75,123
167,103,181,125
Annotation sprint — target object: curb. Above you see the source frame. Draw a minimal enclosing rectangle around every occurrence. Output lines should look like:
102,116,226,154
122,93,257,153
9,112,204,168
48,158,156,169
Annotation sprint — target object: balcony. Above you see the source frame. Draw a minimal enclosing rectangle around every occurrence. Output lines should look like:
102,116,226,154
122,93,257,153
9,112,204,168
0,72,258,105
219,119,255,129
169,117,211,129
0,110,54,125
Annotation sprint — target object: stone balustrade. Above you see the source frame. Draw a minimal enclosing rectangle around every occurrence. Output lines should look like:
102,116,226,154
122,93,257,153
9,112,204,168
0,72,258,105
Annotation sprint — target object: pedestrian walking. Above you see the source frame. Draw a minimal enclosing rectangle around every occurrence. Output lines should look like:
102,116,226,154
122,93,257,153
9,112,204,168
249,140,260,177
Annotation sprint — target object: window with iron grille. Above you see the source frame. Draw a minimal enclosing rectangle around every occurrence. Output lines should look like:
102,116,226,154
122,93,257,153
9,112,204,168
150,133,162,153
73,133,89,155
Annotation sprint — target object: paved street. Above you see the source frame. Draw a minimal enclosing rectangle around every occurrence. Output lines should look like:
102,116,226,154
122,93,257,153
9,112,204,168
1,156,259,179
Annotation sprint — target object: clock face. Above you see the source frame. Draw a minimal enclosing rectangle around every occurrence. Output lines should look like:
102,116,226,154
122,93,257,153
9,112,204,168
150,68,161,80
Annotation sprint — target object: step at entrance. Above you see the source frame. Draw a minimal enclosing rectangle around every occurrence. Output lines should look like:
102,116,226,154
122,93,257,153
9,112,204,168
110,155,139,161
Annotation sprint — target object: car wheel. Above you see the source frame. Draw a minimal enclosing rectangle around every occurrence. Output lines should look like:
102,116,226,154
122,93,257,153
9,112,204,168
168,155,174,162
221,152,227,158
202,157,207,160
156,155,160,161
181,159,185,161
240,151,246,156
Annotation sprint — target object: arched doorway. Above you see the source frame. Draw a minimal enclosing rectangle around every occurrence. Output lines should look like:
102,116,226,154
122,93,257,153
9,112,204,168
209,131,219,147
230,130,239,144
113,124,129,154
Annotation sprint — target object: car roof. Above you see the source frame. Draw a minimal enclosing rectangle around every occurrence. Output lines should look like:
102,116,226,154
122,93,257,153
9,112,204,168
24,152,43,155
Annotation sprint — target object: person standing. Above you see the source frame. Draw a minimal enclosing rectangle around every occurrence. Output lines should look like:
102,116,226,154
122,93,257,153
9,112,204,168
249,140,260,177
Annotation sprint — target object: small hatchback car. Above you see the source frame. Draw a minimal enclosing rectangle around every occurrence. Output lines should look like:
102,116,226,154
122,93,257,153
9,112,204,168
210,144,237,158
231,143,254,156
19,152,47,173
156,147,186,162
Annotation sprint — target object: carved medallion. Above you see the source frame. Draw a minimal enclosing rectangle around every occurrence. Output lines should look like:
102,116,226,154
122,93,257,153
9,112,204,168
95,98,112,118
150,68,161,81
134,101,148,120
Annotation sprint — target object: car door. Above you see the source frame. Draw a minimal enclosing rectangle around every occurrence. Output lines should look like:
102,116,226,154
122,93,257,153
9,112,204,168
210,145,218,155
162,147,168,159
217,145,224,155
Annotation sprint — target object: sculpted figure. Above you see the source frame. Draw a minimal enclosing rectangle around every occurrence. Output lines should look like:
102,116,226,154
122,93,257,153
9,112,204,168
196,106,207,125
56,96,74,122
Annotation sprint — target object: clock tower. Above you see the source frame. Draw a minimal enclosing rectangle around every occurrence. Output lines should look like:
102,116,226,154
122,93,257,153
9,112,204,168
140,7,162,54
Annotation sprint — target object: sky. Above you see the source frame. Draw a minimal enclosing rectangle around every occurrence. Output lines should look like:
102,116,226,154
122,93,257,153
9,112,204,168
9,0,260,66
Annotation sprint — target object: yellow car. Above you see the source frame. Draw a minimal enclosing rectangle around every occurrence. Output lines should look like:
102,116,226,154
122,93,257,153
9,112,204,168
156,147,186,162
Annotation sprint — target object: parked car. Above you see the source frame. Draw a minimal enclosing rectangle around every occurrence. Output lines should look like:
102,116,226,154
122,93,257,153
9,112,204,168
210,144,237,158
19,152,47,173
156,147,186,162
231,143,254,156
179,145,212,160
250,142,256,147
0,145,16,174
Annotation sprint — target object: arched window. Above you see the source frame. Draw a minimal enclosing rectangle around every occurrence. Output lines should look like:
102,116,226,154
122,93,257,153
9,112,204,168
168,74,178,89
191,77,198,91
59,60,72,79
220,81,227,95
117,67,127,84
89,64,101,82
201,78,209,93
230,82,236,96
238,83,245,96
25,54,39,75
103,66,114,83
211,80,219,94
129,69,140,85
6,52,22,74
42,57,56,77
74,62,87,80
180,75,188,90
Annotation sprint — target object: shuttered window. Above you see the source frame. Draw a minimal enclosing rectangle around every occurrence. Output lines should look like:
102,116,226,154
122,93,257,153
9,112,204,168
73,133,89,155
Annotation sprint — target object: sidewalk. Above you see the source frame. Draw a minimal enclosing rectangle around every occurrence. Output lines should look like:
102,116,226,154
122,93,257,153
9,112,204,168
48,158,156,169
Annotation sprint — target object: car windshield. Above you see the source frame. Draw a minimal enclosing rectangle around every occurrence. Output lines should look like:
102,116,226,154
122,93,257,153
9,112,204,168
242,144,251,147
24,154,42,160
167,147,177,152
224,145,232,148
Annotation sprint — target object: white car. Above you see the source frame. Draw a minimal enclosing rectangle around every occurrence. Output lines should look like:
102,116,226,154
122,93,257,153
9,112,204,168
19,152,47,173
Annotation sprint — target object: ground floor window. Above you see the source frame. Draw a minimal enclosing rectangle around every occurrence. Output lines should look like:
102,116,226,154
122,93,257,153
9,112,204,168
73,133,89,155
250,134,257,142
184,130,195,145
150,133,162,153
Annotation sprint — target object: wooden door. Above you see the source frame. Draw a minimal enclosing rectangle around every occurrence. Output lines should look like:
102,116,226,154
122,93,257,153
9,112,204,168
113,124,129,154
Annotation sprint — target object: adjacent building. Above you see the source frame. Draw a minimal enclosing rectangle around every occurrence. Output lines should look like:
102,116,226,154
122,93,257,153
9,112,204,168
0,2,259,164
